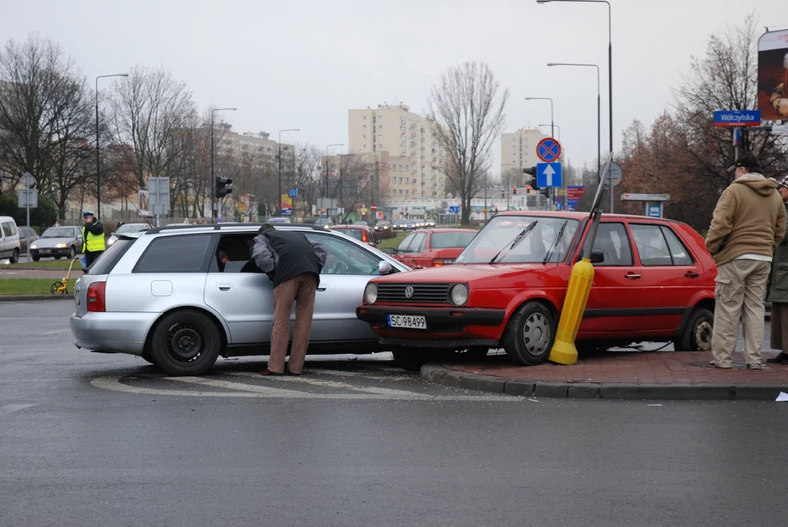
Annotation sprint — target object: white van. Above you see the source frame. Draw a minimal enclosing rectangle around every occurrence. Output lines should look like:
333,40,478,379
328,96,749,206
0,216,21,263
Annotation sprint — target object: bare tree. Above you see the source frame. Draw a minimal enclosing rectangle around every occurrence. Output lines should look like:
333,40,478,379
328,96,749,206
0,35,94,218
428,61,509,225
108,66,195,190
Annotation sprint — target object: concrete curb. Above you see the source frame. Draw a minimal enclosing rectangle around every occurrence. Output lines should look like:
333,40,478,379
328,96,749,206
0,295,73,302
420,364,788,401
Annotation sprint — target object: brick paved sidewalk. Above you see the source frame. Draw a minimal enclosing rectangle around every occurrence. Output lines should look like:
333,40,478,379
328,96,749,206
442,350,788,386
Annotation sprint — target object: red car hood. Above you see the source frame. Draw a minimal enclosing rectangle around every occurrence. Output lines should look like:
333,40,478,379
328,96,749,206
376,262,553,284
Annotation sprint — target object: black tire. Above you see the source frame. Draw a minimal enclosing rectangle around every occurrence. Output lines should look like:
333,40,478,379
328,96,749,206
68,246,76,259
673,307,713,352
140,350,156,365
503,302,556,366
10,248,19,264
150,310,221,376
50,281,65,295
32,255,40,262
392,348,442,372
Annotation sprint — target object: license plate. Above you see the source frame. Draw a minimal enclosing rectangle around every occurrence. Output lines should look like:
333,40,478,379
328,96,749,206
387,314,427,329
41,249,51,253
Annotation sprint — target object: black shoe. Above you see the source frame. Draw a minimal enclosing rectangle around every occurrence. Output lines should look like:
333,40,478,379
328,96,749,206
259,368,284,376
766,353,788,365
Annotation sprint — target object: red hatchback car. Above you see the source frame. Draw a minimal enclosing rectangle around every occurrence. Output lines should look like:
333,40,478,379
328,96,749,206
356,211,717,369
386,228,478,268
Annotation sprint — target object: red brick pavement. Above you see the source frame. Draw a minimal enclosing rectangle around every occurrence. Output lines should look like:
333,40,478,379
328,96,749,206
444,350,788,386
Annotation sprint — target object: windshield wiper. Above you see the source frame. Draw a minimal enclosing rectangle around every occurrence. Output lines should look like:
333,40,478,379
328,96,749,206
543,220,569,264
489,221,538,264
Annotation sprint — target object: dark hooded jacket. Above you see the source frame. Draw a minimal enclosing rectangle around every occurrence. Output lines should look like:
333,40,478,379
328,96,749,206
251,229,327,288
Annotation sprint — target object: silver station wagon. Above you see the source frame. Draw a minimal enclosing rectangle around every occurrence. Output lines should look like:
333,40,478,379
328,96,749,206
70,223,409,376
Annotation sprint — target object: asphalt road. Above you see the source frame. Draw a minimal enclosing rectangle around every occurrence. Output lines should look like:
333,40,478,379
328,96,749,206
1,301,787,527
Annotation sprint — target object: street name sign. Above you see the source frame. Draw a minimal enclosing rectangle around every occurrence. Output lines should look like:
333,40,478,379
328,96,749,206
713,110,761,127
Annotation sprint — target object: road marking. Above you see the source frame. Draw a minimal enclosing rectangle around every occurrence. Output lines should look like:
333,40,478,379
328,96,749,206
40,329,70,336
0,404,37,415
90,375,518,401
230,371,432,399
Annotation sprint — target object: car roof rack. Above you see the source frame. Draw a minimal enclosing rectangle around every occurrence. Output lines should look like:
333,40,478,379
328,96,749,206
144,223,328,235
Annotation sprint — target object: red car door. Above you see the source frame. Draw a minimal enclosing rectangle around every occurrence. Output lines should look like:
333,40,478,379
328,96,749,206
400,231,427,267
626,221,702,333
577,221,650,337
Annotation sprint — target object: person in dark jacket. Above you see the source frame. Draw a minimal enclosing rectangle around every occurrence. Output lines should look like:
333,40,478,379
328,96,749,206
252,224,327,375
81,211,105,268
767,176,788,365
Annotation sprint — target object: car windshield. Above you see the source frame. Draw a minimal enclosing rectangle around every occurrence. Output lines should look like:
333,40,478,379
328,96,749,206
41,227,74,238
431,231,477,249
116,224,148,234
337,228,363,240
455,216,579,264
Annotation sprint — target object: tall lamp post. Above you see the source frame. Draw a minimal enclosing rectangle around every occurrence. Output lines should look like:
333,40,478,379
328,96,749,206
538,124,561,141
325,144,343,213
95,73,128,220
547,62,601,191
211,107,236,221
537,0,613,158
278,128,300,217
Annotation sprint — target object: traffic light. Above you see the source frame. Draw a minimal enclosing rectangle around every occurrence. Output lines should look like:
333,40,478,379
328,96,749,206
215,177,232,199
523,167,538,189
512,186,517,195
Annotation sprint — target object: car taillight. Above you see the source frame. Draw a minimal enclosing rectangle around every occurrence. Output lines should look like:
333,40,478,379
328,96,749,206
433,259,455,267
362,230,368,243
87,281,106,312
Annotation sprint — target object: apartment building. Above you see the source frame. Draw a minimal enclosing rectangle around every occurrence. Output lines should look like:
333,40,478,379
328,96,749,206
500,128,549,184
348,104,448,200
215,126,293,164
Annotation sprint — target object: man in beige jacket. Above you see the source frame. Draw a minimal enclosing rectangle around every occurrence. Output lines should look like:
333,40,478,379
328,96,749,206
706,152,786,369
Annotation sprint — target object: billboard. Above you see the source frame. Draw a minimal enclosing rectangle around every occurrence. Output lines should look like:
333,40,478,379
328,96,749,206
758,29,788,120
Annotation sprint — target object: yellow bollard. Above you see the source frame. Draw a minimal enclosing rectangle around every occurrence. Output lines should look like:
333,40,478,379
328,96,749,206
549,257,595,365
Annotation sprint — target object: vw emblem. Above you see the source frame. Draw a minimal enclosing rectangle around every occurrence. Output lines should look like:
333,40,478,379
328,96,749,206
404,286,414,299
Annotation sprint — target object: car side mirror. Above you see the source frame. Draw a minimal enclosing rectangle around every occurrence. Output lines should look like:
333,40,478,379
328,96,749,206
110,232,115,236
384,248,396,255
378,261,393,275
590,251,605,264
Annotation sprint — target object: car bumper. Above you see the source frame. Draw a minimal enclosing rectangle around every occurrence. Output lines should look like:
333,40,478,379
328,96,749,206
31,247,72,257
70,312,158,355
355,305,506,347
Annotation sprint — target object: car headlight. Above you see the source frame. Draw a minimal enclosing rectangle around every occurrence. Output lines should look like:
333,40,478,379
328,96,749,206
30,244,37,249
107,238,115,246
364,283,378,304
55,243,67,248
450,284,468,306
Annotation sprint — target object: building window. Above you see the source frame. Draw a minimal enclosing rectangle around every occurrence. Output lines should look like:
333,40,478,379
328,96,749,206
363,134,366,139
363,144,366,149
378,125,383,129
363,124,366,129
406,190,409,195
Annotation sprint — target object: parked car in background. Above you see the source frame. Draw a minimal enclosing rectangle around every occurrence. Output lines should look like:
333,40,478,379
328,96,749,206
329,225,380,247
70,223,409,376
17,226,39,253
266,217,291,224
386,228,477,268
0,216,20,263
314,218,333,227
425,219,436,227
107,223,150,247
374,220,395,239
29,226,82,261
394,220,418,231
357,211,716,370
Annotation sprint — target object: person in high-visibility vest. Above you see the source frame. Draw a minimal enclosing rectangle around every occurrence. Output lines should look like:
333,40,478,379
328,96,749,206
81,211,106,269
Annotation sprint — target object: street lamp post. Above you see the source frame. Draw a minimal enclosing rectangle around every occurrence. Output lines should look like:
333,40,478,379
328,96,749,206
211,107,237,221
525,97,555,210
278,129,300,217
538,124,561,142
547,62,601,198
95,73,128,220
325,144,343,215
537,0,613,159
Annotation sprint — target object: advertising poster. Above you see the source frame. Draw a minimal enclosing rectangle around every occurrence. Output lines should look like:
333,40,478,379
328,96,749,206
758,29,788,120
138,189,149,214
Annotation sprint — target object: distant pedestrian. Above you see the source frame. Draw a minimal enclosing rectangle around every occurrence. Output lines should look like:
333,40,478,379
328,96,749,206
705,152,786,369
81,211,106,269
767,175,788,365
252,224,327,375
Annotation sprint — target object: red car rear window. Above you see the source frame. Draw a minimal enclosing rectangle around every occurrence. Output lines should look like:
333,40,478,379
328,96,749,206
431,231,477,249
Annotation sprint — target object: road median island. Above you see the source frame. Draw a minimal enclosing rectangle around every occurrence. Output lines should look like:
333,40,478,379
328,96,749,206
0,278,77,297
420,351,788,400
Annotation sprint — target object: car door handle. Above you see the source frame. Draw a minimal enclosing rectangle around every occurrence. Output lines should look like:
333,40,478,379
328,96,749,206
317,286,327,292
217,283,232,291
625,273,641,280
684,271,699,278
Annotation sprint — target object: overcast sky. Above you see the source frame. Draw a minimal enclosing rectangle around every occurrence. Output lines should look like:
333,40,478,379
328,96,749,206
3,0,784,175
